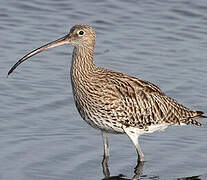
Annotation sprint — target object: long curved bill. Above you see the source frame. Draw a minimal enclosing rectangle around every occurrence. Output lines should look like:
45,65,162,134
8,34,70,76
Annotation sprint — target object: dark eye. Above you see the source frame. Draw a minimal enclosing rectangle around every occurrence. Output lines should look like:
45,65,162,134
78,30,84,35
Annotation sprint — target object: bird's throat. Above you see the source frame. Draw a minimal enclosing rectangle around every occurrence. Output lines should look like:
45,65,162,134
70,46,96,86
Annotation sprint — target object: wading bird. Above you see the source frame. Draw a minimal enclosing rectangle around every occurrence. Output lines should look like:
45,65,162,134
8,24,206,167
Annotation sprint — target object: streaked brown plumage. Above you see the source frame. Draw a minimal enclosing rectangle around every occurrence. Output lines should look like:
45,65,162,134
8,24,206,164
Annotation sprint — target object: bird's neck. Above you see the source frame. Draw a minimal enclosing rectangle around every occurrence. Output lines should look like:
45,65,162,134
70,46,96,82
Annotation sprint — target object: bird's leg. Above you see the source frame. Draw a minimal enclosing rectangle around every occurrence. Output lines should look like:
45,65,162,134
135,141,144,162
101,131,110,178
102,131,109,159
123,126,145,162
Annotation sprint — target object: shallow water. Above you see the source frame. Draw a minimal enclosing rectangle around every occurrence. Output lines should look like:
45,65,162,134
1,0,207,179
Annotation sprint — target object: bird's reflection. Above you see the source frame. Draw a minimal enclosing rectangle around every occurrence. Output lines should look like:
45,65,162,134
102,159,144,180
101,159,202,180
177,175,201,180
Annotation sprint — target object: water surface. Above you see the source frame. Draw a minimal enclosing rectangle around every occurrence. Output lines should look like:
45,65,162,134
1,0,207,179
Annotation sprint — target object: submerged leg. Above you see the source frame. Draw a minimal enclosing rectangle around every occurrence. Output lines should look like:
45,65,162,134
101,131,110,177
123,126,144,162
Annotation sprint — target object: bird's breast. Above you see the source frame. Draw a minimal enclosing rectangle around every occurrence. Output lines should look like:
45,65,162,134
70,71,125,133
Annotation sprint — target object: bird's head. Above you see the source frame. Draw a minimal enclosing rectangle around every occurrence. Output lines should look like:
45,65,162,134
68,24,96,48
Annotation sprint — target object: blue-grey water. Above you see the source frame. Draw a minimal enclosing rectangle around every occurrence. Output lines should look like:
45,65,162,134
1,0,207,179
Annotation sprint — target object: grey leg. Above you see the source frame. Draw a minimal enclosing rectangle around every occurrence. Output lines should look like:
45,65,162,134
135,141,144,162
102,131,109,158
101,131,110,177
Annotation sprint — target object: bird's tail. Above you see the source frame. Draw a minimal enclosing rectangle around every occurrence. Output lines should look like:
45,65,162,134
194,111,207,119
186,111,207,126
